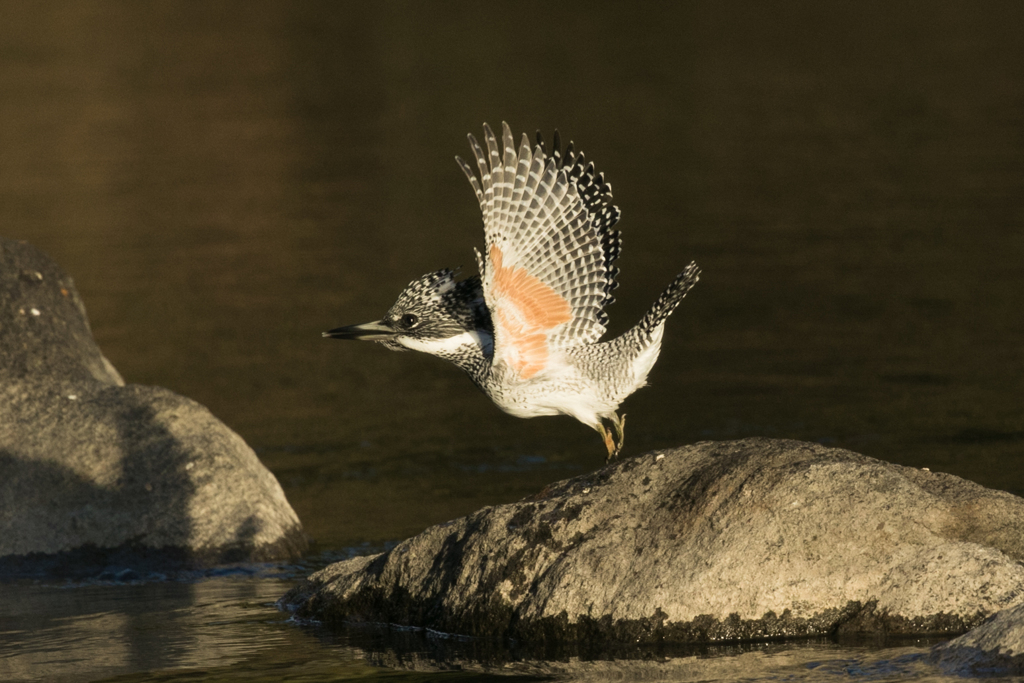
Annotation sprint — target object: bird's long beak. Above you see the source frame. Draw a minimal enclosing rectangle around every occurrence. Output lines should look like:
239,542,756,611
322,320,395,341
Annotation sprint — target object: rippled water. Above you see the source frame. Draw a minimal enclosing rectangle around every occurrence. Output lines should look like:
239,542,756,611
2,1,1022,680
0,572,974,682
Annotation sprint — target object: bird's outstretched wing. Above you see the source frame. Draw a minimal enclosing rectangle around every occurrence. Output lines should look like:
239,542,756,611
456,122,622,380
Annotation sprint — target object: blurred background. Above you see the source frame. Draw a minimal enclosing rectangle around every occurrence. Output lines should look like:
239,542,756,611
2,1,1022,549
2,2,1023,680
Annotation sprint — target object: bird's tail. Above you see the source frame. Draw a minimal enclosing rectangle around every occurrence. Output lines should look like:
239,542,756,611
632,262,700,344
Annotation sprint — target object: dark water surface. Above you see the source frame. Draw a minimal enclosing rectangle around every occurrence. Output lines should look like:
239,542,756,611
2,1,1022,680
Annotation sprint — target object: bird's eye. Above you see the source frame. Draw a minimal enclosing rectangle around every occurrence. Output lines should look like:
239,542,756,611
400,313,418,327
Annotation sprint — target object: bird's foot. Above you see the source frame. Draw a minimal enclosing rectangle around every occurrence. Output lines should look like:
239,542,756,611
599,423,616,461
600,414,627,463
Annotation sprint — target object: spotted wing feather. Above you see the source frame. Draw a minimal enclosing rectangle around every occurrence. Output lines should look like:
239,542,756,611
456,122,622,378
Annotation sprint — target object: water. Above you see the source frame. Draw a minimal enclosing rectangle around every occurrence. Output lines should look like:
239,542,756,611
1,1,1023,680
0,570,964,682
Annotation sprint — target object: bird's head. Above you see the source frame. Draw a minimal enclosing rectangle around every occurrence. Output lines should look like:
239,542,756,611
324,269,491,357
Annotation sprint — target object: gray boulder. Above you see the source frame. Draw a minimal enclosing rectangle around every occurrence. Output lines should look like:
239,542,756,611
932,602,1024,675
0,238,306,576
282,438,1024,651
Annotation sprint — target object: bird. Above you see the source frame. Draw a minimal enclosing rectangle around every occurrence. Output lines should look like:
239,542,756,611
325,122,699,461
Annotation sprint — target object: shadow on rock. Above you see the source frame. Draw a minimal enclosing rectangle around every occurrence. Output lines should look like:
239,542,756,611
0,237,306,578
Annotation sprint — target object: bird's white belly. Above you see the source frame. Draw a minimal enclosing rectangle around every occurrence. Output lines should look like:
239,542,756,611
485,364,621,429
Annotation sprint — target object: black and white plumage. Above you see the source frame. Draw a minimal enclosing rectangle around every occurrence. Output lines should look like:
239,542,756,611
326,122,699,460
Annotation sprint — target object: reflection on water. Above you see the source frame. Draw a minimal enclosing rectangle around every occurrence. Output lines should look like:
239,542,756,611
1,0,1023,680
0,577,296,682
0,570,956,682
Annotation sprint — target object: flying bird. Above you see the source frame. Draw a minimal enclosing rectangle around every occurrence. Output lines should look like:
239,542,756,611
325,122,699,460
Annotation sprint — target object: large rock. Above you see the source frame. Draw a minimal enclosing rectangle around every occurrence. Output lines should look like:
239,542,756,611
0,238,306,576
932,602,1024,675
282,438,1024,652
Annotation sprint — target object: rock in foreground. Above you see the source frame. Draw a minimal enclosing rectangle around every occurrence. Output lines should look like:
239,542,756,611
0,238,306,576
932,602,1024,675
282,438,1024,650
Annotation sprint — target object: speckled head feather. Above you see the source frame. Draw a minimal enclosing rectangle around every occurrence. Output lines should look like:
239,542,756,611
375,269,488,351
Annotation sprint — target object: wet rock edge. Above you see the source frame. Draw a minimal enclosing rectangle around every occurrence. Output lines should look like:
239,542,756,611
0,531,307,580
282,581,984,656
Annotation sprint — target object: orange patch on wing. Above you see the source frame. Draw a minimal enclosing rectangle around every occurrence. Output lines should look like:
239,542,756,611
489,245,572,379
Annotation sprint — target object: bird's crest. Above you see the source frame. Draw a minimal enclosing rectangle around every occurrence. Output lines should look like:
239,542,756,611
401,269,460,303
391,269,485,329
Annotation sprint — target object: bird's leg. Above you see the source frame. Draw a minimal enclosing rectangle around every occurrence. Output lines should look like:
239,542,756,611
614,413,627,454
599,422,616,461
600,414,627,462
